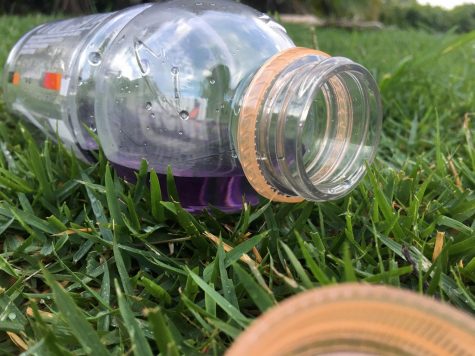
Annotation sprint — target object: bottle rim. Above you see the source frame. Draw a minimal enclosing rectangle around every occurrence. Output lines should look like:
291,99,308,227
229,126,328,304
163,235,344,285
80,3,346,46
238,47,382,203
293,58,382,200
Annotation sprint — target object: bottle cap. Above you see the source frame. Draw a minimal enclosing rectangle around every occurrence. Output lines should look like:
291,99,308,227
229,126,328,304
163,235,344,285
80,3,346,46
227,283,475,355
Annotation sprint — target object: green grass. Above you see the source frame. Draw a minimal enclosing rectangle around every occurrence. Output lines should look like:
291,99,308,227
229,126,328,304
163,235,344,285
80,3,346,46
0,15,474,355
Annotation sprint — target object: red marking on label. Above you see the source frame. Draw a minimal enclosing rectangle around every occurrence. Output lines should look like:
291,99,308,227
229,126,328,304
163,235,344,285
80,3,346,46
12,72,20,85
7,71,20,85
189,107,200,120
42,72,62,91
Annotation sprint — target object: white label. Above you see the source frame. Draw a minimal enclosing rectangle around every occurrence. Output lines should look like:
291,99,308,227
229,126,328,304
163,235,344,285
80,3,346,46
59,77,70,96
19,13,111,55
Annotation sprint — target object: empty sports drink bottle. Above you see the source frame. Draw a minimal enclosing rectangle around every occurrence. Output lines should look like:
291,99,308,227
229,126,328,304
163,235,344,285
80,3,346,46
2,0,382,212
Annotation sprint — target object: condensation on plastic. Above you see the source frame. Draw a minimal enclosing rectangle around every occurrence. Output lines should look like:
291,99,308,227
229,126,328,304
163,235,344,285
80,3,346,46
2,4,152,156
227,284,475,356
95,0,294,176
3,0,293,173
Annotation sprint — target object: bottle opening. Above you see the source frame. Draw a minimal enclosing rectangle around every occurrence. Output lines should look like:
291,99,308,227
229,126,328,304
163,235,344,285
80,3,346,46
297,58,382,199
238,48,382,202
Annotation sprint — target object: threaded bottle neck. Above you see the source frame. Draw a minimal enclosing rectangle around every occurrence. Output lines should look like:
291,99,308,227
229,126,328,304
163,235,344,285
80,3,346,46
237,48,382,202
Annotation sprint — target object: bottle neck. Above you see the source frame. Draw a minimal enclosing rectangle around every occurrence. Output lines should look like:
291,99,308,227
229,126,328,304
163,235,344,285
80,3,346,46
237,47,382,202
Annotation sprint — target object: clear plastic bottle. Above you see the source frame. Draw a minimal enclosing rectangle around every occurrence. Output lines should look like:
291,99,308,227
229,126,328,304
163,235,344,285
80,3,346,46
2,0,382,212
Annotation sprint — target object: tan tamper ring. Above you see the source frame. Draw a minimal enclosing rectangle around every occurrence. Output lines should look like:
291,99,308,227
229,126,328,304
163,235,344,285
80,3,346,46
226,283,475,356
237,47,331,203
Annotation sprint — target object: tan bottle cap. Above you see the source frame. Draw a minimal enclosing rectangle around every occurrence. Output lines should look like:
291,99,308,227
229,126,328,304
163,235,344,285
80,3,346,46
227,283,475,355
237,47,331,203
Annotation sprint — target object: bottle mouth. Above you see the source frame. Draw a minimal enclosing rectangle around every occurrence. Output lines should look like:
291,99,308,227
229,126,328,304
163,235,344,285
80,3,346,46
293,57,382,200
238,48,382,202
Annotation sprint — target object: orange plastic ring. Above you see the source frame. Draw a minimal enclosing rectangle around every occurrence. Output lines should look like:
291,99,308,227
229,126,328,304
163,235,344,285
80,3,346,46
237,47,331,203
227,283,475,355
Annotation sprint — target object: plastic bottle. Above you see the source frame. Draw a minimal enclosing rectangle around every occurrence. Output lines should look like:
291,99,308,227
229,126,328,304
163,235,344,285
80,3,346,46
2,0,382,212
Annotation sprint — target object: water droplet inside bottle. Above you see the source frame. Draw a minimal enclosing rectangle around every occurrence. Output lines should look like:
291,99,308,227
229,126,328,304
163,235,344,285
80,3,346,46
146,126,150,131
8,313,16,320
88,52,102,66
179,110,189,120
231,150,238,158
89,125,97,133
145,102,152,111
178,131,183,135
139,58,150,75
196,1,203,5
209,79,215,85
78,76,84,86
171,66,179,75
117,71,122,79
134,83,139,88
150,113,156,119
115,99,120,104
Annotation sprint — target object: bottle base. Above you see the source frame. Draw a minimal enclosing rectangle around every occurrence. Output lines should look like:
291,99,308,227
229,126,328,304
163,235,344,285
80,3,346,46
111,163,259,213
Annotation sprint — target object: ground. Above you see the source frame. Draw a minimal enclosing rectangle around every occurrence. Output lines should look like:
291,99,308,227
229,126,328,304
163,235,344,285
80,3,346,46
0,15,474,355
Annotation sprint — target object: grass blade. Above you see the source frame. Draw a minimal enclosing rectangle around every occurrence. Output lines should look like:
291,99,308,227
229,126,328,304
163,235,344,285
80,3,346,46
150,169,165,222
115,280,153,356
42,268,109,356
280,241,313,289
147,307,180,356
186,267,249,327
105,164,123,226
233,263,274,312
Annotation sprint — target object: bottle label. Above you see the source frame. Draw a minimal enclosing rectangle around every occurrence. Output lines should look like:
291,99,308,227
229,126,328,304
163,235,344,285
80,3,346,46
19,13,111,55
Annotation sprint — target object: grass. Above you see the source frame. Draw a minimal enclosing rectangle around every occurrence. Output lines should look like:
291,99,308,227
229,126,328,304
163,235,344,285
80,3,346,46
0,14,474,355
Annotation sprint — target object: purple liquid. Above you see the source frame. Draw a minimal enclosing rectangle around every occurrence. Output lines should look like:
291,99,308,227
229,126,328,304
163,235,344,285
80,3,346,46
112,163,260,213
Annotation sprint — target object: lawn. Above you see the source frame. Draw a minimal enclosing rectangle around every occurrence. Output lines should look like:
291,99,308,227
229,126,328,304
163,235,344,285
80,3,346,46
0,14,474,355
